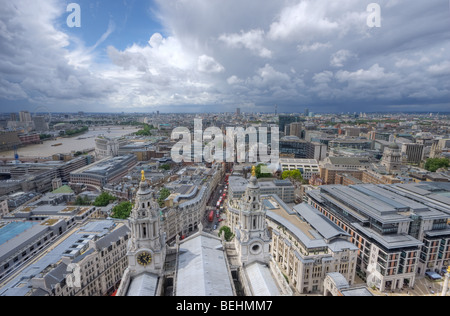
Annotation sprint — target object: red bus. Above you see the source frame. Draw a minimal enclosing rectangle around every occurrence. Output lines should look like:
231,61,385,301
208,211,214,222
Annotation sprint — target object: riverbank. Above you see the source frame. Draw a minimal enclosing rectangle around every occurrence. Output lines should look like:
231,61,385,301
0,126,139,159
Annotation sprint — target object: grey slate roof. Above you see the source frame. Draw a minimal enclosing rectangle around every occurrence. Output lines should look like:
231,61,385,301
176,233,234,296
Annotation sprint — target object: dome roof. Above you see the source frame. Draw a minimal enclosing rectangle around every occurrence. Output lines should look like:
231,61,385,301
388,143,399,149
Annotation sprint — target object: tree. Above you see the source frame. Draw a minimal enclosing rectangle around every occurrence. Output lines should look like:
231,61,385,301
159,164,171,171
158,188,171,207
281,169,304,182
218,226,235,242
425,158,450,172
255,164,271,178
111,201,133,219
93,192,117,207
135,124,155,136
75,195,91,206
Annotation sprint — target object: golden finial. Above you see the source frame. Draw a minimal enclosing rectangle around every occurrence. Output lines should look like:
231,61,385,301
252,166,256,177
141,170,145,182
447,265,450,274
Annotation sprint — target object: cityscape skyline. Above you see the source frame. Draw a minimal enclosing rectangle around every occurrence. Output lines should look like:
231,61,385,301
0,0,449,299
0,0,449,114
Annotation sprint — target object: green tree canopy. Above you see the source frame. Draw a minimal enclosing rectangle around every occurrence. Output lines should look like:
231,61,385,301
218,226,235,242
158,188,171,207
255,164,272,178
135,124,155,136
75,195,91,206
281,169,303,182
424,158,450,172
159,164,171,170
111,201,133,219
93,192,117,207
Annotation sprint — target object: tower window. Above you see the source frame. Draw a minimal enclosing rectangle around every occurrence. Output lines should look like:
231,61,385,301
143,225,147,238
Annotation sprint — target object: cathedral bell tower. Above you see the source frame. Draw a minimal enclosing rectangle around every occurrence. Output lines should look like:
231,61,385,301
127,171,166,277
235,166,271,266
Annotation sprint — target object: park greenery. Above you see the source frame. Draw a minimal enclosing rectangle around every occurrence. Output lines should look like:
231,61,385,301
93,192,117,207
159,163,171,171
74,195,91,206
64,126,89,136
135,124,155,136
424,158,450,172
281,169,304,182
111,201,133,219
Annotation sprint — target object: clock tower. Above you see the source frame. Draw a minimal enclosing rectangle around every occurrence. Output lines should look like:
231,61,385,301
235,166,271,266
127,171,166,277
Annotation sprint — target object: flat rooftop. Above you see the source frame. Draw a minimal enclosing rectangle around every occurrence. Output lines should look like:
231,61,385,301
0,221,39,245
262,195,356,252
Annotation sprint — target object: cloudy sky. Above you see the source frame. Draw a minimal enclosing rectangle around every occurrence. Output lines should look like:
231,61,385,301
0,0,449,114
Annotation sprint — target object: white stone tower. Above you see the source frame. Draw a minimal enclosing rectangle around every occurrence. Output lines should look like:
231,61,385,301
126,171,166,277
235,166,271,266
381,143,402,174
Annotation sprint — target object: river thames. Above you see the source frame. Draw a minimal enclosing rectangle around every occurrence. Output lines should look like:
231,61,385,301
0,126,139,159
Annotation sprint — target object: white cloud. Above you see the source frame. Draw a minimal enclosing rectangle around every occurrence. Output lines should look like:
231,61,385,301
313,71,334,84
330,50,357,68
197,55,225,73
298,42,332,53
227,75,243,85
268,1,339,42
219,29,272,58
335,64,396,82
427,61,450,76
0,0,449,113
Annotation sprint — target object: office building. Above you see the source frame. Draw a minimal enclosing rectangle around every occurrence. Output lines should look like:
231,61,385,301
19,111,31,123
226,186,360,295
0,220,129,296
228,176,295,203
280,136,327,161
95,136,128,160
279,115,299,133
70,154,138,189
33,116,48,132
278,158,320,180
402,143,424,165
307,183,450,291
289,122,304,138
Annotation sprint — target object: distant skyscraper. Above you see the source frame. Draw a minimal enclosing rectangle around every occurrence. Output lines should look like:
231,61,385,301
236,108,241,116
10,113,17,122
33,116,49,132
304,108,309,117
19,111,31,122
279,115,299,132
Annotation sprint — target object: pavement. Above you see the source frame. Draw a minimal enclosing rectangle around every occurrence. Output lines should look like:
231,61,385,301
365,275,449,296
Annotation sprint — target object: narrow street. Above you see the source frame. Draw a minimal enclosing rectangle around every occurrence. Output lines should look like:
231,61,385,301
203,174,229,234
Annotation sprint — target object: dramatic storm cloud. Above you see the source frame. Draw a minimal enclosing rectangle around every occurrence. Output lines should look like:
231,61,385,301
0,0,449,113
